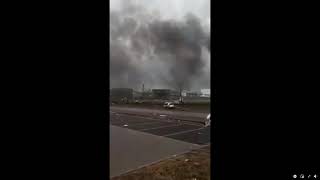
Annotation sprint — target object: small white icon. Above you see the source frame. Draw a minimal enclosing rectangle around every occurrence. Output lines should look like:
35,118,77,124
300,174,305,179
293,174,297,178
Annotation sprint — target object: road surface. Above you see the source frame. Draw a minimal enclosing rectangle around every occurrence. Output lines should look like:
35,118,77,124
110,106,209,123
110,111,211,177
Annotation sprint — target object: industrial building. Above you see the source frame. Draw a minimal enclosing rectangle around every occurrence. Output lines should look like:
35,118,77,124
110,88,133,103
200,89,210,97
186,92,201,97
182,90,201,97
151,89,171,99
169,90,181,98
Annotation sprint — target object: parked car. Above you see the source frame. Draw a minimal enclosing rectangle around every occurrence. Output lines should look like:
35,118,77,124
204,113,211,127
163,102,175,109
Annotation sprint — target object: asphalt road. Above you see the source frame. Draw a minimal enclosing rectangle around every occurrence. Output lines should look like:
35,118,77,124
110,106,209,124
109,109,211,177
110,112,211,145
110,125,200,178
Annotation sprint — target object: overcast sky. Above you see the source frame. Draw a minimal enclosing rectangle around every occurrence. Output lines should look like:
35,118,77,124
109,0,211,91
110,0,210,33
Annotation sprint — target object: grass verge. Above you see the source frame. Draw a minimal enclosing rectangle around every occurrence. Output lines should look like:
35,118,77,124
111,146,210,180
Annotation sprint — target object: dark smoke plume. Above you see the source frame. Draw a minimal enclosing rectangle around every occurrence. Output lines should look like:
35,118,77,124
110,1,210,91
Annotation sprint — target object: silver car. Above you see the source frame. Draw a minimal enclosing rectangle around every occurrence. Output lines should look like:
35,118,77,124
204,113,211,127
163,102,175,109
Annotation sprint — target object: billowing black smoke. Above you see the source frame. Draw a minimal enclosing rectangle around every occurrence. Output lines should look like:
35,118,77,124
110,2,210,91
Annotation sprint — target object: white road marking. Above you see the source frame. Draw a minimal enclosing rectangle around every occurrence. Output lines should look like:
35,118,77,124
111,112,204,126
164,127,205,137
140,124,183,131
116,114,164,122
113,121,162,127
127,121,165,126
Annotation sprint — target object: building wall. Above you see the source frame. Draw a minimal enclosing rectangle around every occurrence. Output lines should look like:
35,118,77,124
200,89,210,97
152,89,171,99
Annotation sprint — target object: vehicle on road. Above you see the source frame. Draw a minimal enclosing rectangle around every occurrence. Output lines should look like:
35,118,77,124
163,102,175,109
134,100,142,104
204,113,211,127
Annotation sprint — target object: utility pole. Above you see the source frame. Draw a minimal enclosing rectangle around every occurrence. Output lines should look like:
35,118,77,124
179,87,183,104
142,83,144,100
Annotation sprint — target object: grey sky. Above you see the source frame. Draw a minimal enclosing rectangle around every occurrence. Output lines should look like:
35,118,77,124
110,0,211,92
110,0,210,31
